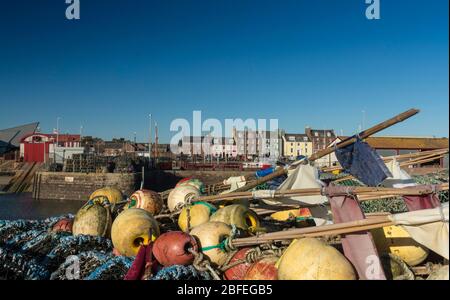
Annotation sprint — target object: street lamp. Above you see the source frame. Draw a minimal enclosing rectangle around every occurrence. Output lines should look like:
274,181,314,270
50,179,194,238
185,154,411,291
56,117,61,146
149,114,152,165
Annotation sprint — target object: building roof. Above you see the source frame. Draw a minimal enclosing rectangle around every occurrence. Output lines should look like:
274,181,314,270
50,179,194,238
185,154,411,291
284,133,311,142
337,136,449,150
306,128,336,138
0,122,39,154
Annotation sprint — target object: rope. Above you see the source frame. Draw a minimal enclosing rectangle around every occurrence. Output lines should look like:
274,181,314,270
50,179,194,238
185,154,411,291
385,253,415,280
200,225,237,253
220,246,284,272
188,248,222,280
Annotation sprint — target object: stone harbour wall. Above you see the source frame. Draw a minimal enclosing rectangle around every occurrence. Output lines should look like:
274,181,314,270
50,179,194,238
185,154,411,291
31,170,255,200
33,172,140,201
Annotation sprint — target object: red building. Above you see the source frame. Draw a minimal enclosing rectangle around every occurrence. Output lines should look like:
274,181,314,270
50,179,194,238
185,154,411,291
20,133,81,163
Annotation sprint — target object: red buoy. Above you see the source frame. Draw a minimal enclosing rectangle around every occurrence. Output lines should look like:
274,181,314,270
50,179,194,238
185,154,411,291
223,248,253,280
243,256,278,280
153,231,198,266
52,218,73,233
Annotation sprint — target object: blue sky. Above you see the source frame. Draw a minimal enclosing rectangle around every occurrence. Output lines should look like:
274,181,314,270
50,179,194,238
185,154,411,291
0,0,448,142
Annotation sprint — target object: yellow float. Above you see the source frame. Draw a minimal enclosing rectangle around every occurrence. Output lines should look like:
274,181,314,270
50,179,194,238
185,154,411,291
89,186,123,204
371,225,429,266
178,202,217,232
189,221,232,266
125,189,163,215
277,238,356,280
111,208,160,257
167,185,201,212
270,208,312,222
209,204,260,232
72,198,112,237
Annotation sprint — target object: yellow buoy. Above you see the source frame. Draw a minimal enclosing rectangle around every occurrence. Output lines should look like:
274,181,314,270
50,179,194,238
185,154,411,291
371,225,429,266
167,185,201,212
210,204,260,232
178,202,217,232
270,208,312,222
111,208,160,257
125,189,163,215
190,221,232,266
72,200,112,237
89,187,123,204
277,238,356,280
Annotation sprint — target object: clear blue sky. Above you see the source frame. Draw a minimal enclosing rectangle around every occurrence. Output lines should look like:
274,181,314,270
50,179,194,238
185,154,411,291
0,0,448,142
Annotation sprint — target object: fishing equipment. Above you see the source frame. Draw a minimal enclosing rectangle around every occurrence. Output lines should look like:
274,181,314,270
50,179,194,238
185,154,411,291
178,202,217,232
189,221,233,266
168,184,201,212
72,198,112,238
231,108,420,193
277,238,357,280
111,208,160,257
0,246,50,280
427,265,449,280
153,231,198,266
51,218,73,233
223,248,253,280
84,255,133,280
126,189,163,215
270,208,313,222
243,256,278,280
50,250,111,280
176,178,205,194
45,235,113,269
371,225,429,266
89,186,123,204
124,243,158,280
150,264,212,280
209,204,260,233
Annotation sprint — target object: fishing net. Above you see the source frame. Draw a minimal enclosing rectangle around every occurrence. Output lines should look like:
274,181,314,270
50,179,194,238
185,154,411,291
0,215,131,280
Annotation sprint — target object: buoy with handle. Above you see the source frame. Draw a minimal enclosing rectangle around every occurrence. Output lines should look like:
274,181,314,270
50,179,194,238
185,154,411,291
371,225,429,267
277,238,356,280
223,248,253,280
243,256,278,280
167,185,201,212
210,204,260,233
189,221,232,266
153,231,199,266
72,198,112,238
178,202,217,232
111,208,160,257
125,189,163,215
89,186,123,204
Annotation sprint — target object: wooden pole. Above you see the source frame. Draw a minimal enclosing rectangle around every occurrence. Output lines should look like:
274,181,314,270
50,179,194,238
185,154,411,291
195,183,448,203
232,216,394,247
232,108,420,192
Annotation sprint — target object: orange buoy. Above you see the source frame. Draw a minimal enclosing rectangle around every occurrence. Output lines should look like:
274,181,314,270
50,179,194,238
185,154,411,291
51,218,73,233
153,231,198,266
223,248,253,280
243,256,278,280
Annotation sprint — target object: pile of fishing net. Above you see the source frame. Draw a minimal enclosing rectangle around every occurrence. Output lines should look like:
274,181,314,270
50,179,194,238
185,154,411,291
0,215,214,280
0,215,132,280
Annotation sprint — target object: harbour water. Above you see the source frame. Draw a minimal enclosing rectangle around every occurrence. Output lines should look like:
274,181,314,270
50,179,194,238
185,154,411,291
0,193,84,220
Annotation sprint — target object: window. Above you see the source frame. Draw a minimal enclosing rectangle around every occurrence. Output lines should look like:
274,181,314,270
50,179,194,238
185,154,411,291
288,136,295,141
303,137,308,141
327,132,331,137
291,148,293,153
314,132,318,137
